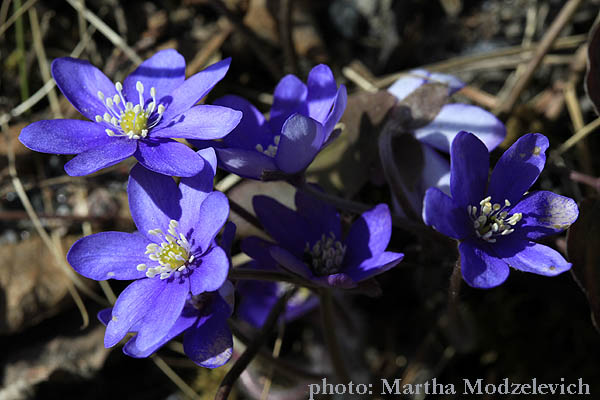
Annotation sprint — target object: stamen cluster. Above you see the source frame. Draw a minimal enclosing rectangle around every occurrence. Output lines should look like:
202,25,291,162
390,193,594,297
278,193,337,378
255,135,281,157
304,232,347,276
136,220,193,279
467,196,522,243
95,81,165,140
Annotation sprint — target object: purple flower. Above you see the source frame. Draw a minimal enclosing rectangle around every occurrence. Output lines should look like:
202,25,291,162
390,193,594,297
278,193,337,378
236,261,319,327
423,131,579,288
98,281,234,368
67,148,231,352
388,69,506,214
241,189,404,289
20,49,242,177
189,64,347,180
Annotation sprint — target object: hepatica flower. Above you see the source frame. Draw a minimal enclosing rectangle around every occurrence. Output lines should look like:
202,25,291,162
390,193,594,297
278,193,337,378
189,64,347,180
388,69,505,214
423,131,579,288
20,49,241,177
242,189,403,289
98,281,234,368
67,148,231,352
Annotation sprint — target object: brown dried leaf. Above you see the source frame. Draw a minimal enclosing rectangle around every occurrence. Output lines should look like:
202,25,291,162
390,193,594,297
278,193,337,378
567,197,600,334
585,23,600,115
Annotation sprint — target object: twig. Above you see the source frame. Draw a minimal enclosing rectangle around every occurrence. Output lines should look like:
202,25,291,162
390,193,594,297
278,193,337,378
65,0,142,64
556,117,600,155
229,198,263,231
319,288,350,382
0,0,36,37
14,0,29,104
493,0,584,115
186,17,233,76
152,355,201,400
215,288,296,400
260,320,285,400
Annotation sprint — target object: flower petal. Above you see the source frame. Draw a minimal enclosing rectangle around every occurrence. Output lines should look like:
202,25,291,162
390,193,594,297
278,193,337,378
269,75,308,134
423,187,472,240
488,133,549,205
253,195,312,256
449,131,490,209
275,114,325,174
67,232,149,280
104,277,164,347
492,238,571,276
19,120,110,154
344,204,392,267
178,148,218,237
510,190,579,240
212,95,271,150
240,237,278,269
269,245,313,279
160,58,231,124
323,85,348,139
459,240,509,288
133,278,189,352
51,57,116,121
135,139,204,177
187,191,229,254
189,246,229,295
184,295,233,368
306,64,338,123
123,306,197,358
414,103,506,153
152,105,242,140
63,138,137,176
343,251,404,282
214,148,278,180
295,186,341,240
128,163,181,241
313,272,357,289
123,49,186,105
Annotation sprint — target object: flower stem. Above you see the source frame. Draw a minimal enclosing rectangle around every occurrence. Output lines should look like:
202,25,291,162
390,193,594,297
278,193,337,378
229,268,319,289
228,198,263,231
447,259,462,319
319,288,351,382
214,287,296,400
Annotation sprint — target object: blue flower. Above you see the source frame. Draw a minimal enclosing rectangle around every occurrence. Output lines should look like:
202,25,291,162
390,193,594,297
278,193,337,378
423,131,579,288
387,69,506,214
67,148,231,352
190,64,347,180
242,188,403,289
98,281,234,368
20,49,242,177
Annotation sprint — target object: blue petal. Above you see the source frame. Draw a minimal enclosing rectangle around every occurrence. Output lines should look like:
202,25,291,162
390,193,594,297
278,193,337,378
211,95,272,150
240,237,278,269
269,75,308,134
160,58,231,125
343,204,392,268
128,163,181,241
295,185,341,241
97,308,112,326
214,147,278,180
67,232,149,280
123,49,186,105
51,57,117,121
343,251,404,282
459,241,509,288
104,277,164,347
413,103,506,153
63,138,137,176
275,114,325,174
152,105,242,140
423,187,472,240
323,85,347,139
236,277,279,328
135,139,204,177
189,246,229,295
449,131,490,209
19,120,110,154
187,191,229,254
184,295,233,368
492,238,571,276
306,64,338,124
253,195,312,256
133,278,189,352
487,133,549,205
509,191,579,240
269,245,313,280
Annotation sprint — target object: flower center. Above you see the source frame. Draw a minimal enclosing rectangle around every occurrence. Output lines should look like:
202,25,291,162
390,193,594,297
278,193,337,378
255,135,281,157
468,196,523,243
303,232,347,276
95,81,165,140
136,220,194,279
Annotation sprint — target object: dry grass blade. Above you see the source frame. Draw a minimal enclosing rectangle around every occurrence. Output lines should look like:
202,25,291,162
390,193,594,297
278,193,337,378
152,356,201,400
0,0,36,37
556,117,600,155
65,0,142,64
